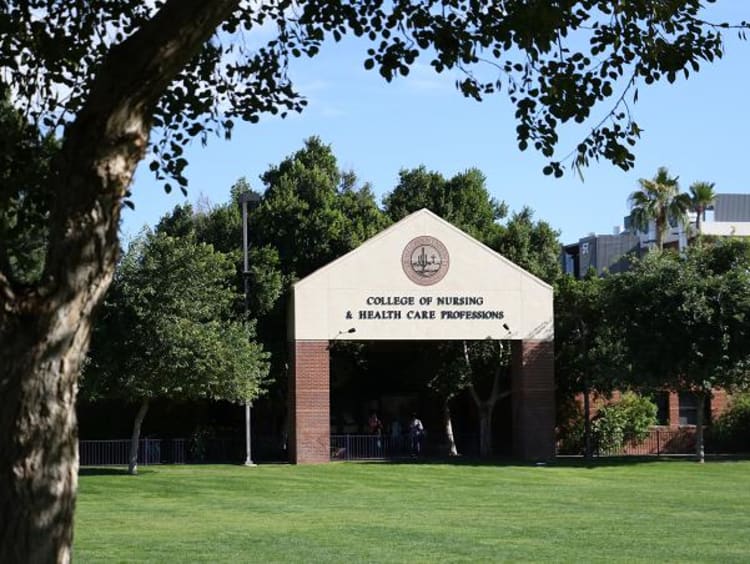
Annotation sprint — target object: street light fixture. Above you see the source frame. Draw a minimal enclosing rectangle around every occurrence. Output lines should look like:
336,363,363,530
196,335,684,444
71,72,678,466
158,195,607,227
239,190,262,466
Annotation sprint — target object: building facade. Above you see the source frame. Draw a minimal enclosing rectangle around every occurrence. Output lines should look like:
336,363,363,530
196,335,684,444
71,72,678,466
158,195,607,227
288,209,555,463
562,193,750,277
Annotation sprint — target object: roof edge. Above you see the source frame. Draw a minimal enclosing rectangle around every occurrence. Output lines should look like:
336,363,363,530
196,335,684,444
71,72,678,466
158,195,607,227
293,208,553,292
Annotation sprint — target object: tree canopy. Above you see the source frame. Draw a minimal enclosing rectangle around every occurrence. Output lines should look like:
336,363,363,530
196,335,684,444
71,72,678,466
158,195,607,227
689,181,717,232
555,272,627,399
0,92,57,284
610,240,750,460
2,1,744,185
613,241,750,391
251,137,389,282
85,230,269,473
629,166,692,250
153,139,390,439
384,167,507,241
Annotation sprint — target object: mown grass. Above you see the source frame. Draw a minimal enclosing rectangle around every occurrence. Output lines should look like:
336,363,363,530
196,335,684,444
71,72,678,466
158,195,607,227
74,459,750,562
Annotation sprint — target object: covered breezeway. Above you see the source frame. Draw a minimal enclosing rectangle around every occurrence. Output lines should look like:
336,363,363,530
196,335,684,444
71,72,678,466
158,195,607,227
287,209,554,463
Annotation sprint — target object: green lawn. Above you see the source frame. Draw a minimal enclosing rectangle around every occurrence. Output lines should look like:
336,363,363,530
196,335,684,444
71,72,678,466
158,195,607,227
75,459,750,562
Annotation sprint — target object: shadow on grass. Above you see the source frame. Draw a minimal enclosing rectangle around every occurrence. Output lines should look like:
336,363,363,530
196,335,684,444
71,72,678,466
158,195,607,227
353,453,750,469
78,467,160,476
553,453,750,467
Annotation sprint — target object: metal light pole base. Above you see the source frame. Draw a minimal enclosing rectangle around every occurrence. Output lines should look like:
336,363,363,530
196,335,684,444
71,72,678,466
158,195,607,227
244,403,256,467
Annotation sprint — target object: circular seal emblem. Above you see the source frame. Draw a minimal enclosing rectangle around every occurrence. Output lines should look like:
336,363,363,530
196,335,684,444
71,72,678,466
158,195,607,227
401,236,450,286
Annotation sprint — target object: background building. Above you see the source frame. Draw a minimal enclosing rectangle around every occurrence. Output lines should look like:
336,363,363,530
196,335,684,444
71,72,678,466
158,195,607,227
562,229,641,278
562,193,750,278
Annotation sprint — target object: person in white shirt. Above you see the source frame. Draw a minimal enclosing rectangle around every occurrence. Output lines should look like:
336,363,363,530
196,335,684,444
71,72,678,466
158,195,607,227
409,413,424,456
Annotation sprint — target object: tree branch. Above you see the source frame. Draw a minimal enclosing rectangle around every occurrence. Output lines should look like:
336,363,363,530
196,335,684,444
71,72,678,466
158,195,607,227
43,0,241,308
488,363,502,404
0,270,14,309
487,341,507,402
463,340,482,406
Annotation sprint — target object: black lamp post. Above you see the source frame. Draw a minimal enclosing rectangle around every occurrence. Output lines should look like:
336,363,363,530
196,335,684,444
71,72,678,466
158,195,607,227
239,190,261,466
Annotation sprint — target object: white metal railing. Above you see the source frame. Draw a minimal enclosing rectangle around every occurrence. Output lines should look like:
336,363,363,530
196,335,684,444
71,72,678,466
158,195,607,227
79,438,186,466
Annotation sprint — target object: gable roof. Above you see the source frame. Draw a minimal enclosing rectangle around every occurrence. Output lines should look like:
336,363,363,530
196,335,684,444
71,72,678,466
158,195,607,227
295,208,551,291
290,208,553,342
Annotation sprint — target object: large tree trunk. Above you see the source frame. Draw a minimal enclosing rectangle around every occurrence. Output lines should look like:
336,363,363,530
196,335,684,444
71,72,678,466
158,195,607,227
478,404,493,458
656,213,666,250
128,400,150,475
472,391,511,457
0,2,239,560
0,308,96,563
443,401,458,456
463,341,510,458
695,390,706,464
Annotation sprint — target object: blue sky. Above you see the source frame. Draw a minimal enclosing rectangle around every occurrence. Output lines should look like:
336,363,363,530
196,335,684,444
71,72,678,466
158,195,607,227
123,3,750,244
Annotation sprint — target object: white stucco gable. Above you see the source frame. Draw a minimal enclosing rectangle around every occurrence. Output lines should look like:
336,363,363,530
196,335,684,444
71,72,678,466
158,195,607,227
289,208,553,342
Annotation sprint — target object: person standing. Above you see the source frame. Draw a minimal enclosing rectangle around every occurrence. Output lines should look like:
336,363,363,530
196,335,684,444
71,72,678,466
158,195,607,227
369,411,383,455
409,413,424,456
368,412,383,435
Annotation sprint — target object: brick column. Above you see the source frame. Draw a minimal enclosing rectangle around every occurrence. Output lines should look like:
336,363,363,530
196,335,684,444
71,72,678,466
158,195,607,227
511,340,555,461
668,391,680,427
288,340,330,464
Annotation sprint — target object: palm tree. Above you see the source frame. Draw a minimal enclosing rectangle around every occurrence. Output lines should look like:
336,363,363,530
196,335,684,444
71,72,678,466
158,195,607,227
629,167,691,250
689,181,716,233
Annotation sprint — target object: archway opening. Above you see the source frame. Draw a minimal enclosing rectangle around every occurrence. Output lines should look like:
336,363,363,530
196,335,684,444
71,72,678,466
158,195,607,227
329,339,514,459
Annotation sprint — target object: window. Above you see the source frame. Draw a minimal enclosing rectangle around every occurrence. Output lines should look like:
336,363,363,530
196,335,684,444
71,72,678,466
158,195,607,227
678,392,713,426
678,393,699,425
654,393,670,426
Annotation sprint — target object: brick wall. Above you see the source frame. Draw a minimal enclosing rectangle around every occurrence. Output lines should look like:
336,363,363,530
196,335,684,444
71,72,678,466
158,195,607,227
288,340,330,464
572,388,731,431
667,390,730,427
710,389,729,420
512,340,555,461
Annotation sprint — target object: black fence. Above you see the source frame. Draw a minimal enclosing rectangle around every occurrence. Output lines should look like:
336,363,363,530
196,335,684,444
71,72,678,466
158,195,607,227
330,433,480,460
81,428,702,466
79,436,288,466
80,434,479,465
557,427,698,458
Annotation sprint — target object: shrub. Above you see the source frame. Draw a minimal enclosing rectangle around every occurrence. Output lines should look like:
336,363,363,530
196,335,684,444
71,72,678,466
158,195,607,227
593,392,657,453
188,426,214,462
711,393,750,453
